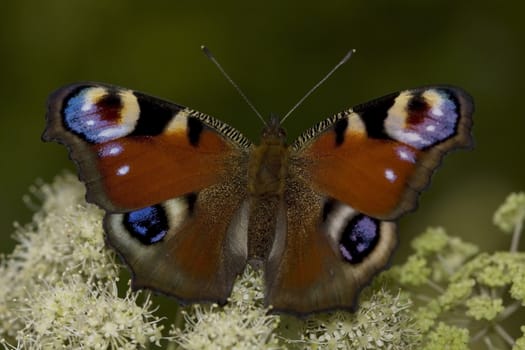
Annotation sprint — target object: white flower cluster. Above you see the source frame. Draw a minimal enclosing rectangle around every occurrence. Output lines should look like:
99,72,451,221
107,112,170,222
171,265,282,349
0,174,422,349
0,174,168,349
286,288,419,349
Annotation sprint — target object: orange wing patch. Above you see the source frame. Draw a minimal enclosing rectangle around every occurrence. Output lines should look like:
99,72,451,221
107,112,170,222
93,128,236,210
302,131,421,218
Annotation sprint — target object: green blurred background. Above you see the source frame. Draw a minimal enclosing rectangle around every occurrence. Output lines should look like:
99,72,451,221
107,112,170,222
1,1,524,261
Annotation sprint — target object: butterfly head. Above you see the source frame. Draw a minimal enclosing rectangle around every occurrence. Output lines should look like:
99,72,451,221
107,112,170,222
261,114,287,145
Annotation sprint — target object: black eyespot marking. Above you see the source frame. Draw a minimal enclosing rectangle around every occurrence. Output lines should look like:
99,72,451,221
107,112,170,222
123,205,169,245
444,89,461,113
334,118,348,146
408,92,428,111
185,192,198,215
187,117,204,147
94,91,123,123
97,91,122,111
339,214,380,264
322,198,336,222
131,92,182,136
406,92,430,126
354,93,397,139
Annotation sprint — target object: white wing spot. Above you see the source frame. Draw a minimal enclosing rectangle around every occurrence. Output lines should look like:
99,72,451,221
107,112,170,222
98,126,129,140
431,106,444,117
402,131,424,143
117,165,130,176
99,144,124,157
108,146,122,155
426,124,436,132
81,102,94,112
385,169,397,183
396,147,416,163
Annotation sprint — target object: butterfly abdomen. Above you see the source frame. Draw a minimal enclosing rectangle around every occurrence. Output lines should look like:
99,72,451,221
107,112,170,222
246,128,289,260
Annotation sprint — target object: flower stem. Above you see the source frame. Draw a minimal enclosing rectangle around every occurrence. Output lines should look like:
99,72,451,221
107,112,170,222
493,323,514,346
500,300,521,320
426,279,445,294
510,210,524,253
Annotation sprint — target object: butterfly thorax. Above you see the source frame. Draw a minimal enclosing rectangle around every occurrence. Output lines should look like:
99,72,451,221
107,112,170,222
246,116,289,260
247,116,288,197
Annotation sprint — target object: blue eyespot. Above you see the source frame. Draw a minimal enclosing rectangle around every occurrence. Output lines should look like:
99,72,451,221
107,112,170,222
123,205,169,245
62,87,133,143
339,215,379,264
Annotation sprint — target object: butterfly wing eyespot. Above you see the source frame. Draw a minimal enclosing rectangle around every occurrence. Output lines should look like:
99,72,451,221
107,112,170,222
291,86,474,220
43,82,251,212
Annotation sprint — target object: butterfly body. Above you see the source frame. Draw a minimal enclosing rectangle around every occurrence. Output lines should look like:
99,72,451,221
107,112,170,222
43,82,473,315
246,116,289,260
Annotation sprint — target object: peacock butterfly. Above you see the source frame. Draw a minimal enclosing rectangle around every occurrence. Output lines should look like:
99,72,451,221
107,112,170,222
43,61,473,315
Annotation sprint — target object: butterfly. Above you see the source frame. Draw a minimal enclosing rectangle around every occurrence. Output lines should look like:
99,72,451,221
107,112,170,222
43,81,473,315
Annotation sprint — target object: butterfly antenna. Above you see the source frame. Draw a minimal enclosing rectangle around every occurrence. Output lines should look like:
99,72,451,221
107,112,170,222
280,48,356,125
201,45,267,126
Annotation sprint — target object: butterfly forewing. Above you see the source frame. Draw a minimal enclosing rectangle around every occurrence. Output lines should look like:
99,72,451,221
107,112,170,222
291,86,473,220
43,82,251,212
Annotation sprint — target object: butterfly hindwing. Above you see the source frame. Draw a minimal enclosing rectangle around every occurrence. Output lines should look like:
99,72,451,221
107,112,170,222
105,183,249,303
43,82,251,303
291,86,474,220
265,182,397,313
